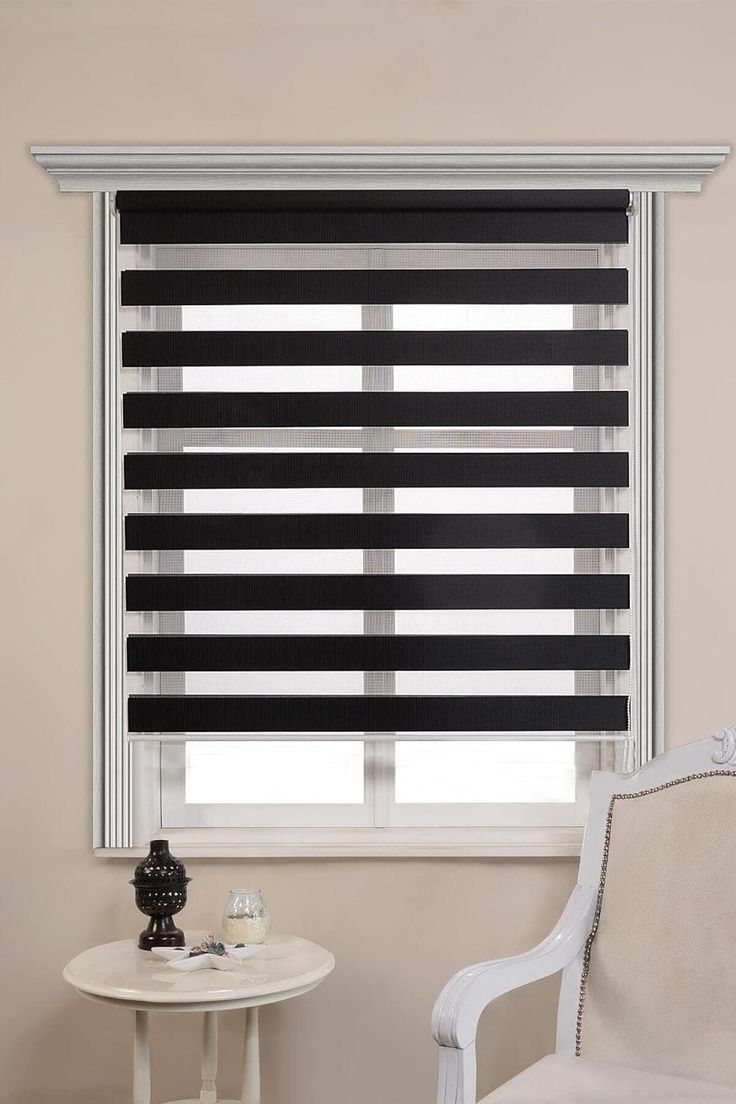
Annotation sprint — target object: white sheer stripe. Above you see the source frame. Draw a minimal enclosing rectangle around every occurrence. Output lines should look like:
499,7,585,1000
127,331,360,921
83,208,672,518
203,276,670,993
394,488,575,513
182,611,364,634
182,672,364,694
124,429,578,451
394,549,580,573
396,670,576,694
124,487,577,514
397,365,575,391
123,364,577,392
122,303,574,332
126,610,583,636
397,609,579,634
181,365,363,391
393,304,573,330
119,244,601,272
124,548,593,574
177,550,365,573
129,671,366,695
183,304,363,330
181,489,362,513
128,670,579,695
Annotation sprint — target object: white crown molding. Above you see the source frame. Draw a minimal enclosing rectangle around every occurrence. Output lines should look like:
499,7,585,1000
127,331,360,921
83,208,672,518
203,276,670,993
31,144,730,193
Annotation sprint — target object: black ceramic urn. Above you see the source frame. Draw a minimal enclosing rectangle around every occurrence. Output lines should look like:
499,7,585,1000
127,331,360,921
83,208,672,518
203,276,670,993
130,839,191,951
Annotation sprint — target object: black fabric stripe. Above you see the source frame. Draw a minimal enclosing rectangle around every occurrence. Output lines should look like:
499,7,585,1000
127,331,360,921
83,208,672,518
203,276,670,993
120,211,628,245
124,513,629,550
123,391,629,429
127,693,630,733
116,190,631,212
124,451,628,490
127,634,630,672
121,330,628,368
126,573,630,612
121,268,629,307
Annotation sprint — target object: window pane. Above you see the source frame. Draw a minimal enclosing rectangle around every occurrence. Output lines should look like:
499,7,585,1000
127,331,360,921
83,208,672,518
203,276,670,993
395,671,575,695
179,549,365,573
394,364,574,390
186,741,365,804
393,548,577,573
179,488,363,513
395,741,576,803
183,610,364,634
394,487,575,514
393,304,574,330
182,304,363,330
394,610,577,634
183,672,363,694
181,364,363,391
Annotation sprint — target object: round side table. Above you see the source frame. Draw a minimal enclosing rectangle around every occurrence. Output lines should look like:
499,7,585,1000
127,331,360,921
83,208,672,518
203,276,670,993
63,932,334,1104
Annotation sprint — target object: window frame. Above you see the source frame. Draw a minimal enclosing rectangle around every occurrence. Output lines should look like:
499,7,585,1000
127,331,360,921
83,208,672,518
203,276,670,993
104,189,659,856
32,144,727,857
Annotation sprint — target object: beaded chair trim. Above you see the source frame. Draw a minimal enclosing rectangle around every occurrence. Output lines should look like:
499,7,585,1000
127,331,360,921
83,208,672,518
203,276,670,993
575,770,736,1056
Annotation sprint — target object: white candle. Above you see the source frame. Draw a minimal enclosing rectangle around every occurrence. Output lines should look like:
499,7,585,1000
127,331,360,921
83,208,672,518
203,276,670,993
222,914,268,945
221,889,271,945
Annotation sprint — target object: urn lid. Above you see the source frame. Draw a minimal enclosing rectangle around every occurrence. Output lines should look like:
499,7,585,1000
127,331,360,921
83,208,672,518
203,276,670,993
130,839,191,888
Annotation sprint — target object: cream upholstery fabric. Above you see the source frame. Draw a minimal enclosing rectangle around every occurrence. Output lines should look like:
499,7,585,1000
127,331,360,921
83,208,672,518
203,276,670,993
578,773,736,1087
481,1055,736,1102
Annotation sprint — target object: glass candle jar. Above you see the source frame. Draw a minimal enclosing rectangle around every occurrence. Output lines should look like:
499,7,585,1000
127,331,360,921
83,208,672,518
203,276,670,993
221,889,272,945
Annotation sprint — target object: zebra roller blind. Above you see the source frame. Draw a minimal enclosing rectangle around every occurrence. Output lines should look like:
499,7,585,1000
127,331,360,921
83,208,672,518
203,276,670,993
118,189,632,740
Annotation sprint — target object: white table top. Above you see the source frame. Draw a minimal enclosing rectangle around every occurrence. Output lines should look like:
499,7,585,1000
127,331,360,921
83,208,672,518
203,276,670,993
63,932,334,1008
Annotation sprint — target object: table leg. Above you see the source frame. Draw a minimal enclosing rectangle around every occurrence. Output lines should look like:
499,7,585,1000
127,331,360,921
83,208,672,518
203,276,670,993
240,1008,260,1104
133,1010,151,1104
200,1012,219,1104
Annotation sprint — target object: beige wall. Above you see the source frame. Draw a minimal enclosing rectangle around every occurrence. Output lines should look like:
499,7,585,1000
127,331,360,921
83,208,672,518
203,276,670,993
1,1,735,1101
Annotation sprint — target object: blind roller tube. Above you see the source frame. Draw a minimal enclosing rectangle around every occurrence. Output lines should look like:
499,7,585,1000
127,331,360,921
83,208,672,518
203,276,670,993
117,190,630,245
117,189,632,212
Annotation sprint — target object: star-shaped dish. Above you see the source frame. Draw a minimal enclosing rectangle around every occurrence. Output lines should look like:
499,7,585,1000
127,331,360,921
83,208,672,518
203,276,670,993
151,942,264,972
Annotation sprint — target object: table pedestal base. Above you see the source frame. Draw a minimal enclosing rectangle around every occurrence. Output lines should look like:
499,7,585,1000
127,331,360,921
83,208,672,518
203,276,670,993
134,1007,260,1104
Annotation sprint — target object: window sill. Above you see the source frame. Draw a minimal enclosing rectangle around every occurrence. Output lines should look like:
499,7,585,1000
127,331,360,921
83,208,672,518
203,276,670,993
94,824,583,859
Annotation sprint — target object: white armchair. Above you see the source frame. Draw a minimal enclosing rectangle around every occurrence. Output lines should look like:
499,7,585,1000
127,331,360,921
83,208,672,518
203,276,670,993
432,729,736,1103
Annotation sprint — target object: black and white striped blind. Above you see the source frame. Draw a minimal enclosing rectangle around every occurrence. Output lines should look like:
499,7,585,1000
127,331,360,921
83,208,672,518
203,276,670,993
119,189,632,740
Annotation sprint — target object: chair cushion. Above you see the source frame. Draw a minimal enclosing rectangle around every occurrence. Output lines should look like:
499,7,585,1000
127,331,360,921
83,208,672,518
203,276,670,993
481,1054,736,1102
578,773,736,1085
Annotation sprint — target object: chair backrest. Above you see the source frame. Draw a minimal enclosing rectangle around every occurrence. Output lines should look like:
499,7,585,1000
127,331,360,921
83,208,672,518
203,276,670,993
557,727,736,1087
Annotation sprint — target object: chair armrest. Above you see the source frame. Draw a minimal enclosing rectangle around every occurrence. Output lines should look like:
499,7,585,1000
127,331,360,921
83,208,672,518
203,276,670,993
432,882,596,1051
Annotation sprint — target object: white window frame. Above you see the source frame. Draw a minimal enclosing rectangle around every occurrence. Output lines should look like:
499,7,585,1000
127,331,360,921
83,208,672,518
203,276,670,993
32,145,731,857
